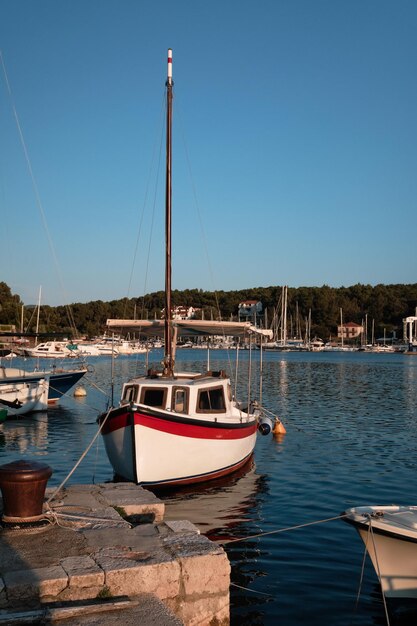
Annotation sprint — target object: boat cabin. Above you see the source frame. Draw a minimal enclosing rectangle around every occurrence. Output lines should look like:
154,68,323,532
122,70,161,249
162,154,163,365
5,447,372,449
120,370,233,417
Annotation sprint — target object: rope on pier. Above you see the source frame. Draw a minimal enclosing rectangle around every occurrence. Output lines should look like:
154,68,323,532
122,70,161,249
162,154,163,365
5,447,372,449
45,509,133,529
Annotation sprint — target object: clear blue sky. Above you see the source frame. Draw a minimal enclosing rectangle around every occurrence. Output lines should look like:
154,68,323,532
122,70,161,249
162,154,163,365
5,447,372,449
1,0,416,306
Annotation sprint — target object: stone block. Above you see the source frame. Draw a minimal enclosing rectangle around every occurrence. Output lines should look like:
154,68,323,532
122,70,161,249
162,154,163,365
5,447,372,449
164,520,200,535
122,503,165,522
62,506,130,530
3,565,68,606
98,484,165,522
163,531,225,558
102,558,181,599
83,524,159,551
173,594,230,626
60,555,105,589
179,552,230,597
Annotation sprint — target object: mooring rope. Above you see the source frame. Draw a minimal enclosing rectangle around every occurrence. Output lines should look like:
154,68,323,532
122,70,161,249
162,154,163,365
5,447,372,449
230,582,271,597
220,513,349,545
368,517,391,626
349,528,369,626
225,513,392,626
45,406,112,506
49,510,133,527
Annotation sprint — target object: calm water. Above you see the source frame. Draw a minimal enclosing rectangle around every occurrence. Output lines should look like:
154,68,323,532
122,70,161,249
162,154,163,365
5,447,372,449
1,350,417,625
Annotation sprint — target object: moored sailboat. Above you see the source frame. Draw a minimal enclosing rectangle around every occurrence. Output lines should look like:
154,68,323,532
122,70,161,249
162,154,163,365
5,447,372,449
98,50,275,487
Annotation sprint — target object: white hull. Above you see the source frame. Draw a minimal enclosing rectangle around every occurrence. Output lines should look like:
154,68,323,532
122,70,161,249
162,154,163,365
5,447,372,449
0,365,87,404
77,343,119,356
344,505,417,598
99,369,260,486
0,378,49,415
23,341,78,358
102,413,256,485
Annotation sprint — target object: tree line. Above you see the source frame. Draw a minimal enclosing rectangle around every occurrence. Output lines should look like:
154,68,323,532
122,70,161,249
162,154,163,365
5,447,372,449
0,281,416,342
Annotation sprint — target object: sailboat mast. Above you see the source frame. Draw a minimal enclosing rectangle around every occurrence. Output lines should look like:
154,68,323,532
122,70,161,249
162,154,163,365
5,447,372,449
35,286,42,342
163,48,174,376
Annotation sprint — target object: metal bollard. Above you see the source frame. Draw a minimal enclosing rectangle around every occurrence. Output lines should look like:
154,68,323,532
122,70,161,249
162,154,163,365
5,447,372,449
0,459,53,523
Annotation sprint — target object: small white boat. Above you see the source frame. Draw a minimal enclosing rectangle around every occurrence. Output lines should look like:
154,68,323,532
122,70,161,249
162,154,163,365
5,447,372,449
23,341,79,358
344,505,417,599
78,343,119,356
0,365,87,404
309,338,325,352
116,340,147,355
0,378,49,415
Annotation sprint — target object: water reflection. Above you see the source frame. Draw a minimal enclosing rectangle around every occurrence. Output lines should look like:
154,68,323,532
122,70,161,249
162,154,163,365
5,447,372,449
0,414,48,454
0,351,417,624
161,458,268,542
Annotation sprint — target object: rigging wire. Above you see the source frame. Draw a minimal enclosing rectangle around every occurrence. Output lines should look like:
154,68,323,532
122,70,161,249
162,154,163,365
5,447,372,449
0,50,78,336
175,98,245,388
122,90,166,319
139,95,166,320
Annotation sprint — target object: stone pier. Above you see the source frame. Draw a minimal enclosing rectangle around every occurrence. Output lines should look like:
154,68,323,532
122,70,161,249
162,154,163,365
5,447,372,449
0,483,230,625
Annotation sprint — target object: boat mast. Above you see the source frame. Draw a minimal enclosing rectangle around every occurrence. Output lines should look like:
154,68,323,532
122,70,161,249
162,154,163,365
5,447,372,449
35,286,42,345
163,48,174,376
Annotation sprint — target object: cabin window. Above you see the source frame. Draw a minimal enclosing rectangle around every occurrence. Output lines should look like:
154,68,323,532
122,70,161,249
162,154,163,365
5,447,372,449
122,384,139,404
197,386,226,413
172,387,188,414
140,387,167,408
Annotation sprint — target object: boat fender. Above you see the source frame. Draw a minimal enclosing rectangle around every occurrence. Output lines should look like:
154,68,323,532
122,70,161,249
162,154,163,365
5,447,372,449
258,415,274,436
273,418,287,435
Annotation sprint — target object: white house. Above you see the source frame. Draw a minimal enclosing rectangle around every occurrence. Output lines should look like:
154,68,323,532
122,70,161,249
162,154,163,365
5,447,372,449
238,300,263,322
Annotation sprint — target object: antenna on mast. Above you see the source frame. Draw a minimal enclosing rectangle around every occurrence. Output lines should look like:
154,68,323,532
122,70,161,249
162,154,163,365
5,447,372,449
167,48,173,85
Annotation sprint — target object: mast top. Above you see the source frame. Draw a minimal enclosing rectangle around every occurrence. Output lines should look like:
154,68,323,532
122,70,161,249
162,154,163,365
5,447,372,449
167,48,173,85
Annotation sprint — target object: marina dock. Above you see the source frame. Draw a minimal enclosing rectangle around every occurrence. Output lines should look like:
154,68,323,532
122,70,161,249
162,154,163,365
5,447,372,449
0,483,230,625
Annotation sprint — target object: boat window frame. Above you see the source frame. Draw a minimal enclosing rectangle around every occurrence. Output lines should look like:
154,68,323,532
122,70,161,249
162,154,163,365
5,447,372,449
171,386,189,414
121,384,140,405
140,386,168,409
196,384,226,414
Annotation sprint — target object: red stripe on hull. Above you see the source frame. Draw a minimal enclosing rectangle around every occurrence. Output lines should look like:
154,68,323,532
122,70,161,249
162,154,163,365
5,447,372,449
101,409,257,440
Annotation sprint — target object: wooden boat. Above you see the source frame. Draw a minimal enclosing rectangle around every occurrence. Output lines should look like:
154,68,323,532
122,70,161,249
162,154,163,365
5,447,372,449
98,50,273,487
344,505,417,599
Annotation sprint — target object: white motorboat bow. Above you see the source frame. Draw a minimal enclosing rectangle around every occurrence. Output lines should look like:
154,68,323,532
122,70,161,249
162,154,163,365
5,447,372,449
344,505,417,599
